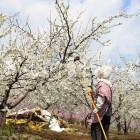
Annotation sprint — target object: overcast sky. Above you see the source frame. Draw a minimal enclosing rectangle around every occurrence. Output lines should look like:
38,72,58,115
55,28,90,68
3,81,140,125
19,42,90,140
0,0,140,65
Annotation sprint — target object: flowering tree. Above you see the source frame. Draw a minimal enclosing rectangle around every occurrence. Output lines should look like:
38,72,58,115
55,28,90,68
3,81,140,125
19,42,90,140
0,0,132,128
42,0,131,113
112,60,140,133
0,14,44,127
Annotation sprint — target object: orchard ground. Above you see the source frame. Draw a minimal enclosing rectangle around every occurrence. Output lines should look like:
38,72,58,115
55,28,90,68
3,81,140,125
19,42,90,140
0,124,140,140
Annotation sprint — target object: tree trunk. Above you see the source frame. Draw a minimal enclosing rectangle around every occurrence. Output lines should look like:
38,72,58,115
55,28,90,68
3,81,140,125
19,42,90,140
0,111,7,128
117,121,121,134
115,114,122,135
124,119,128,134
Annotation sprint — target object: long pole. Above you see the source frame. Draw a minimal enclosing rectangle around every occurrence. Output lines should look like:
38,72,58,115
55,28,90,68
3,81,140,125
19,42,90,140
88,91,107,140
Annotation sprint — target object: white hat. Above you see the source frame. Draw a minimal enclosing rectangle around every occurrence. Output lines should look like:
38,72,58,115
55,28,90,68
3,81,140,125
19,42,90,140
93,65,112,79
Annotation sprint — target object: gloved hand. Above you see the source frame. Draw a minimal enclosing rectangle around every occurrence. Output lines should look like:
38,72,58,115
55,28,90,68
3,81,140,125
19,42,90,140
92,96,105,113
92,107,99,113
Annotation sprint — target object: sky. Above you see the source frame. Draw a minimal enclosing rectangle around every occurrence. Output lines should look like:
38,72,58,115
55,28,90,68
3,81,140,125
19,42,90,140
0,0,140,65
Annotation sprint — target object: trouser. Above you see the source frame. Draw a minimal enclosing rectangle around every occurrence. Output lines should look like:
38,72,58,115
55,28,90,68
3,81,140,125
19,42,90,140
91,115,111,140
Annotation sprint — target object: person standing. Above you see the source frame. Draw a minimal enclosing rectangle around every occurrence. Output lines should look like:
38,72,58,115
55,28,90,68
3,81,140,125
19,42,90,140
89,65,113,140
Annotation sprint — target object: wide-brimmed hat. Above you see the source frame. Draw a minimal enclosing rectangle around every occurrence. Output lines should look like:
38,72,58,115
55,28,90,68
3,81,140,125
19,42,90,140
93,65,112,79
